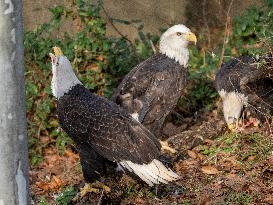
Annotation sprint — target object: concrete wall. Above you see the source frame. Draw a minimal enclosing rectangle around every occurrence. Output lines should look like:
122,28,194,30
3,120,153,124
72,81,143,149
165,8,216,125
103,0,188,39
23,0,63,31
23,0,263,40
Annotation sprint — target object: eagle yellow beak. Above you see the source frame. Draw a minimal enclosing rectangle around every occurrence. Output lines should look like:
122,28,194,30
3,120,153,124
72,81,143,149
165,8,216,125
53,46,64,57
184,32,197,45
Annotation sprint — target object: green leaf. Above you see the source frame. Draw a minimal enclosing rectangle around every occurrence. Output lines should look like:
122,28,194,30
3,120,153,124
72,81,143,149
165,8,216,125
56,186,77,205
26,81,38,97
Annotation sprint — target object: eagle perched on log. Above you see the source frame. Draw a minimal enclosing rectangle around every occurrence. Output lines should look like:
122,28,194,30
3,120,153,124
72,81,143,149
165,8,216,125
112,24,197,137
215,54,273,130
50,47,179,193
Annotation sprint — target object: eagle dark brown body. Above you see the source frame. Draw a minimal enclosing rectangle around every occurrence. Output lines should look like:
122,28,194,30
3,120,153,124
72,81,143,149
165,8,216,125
215,56,257,93
112,53,187,137
51,47,180,186
57,84,161,182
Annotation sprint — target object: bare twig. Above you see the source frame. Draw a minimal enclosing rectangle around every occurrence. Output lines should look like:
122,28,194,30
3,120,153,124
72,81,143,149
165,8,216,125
97,190,104,205
101,6,133,46
149,40,157,54
218,0,234,69
202,0,211,48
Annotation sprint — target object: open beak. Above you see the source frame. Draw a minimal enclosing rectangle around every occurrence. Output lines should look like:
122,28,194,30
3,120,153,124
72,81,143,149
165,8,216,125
184,32,197,45
49,53,56,65
49,47,63,65
53,46,63,57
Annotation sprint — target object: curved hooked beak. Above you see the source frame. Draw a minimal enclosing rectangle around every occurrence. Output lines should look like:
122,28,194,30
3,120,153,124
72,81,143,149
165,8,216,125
49,47,63,65
184,32,197,45
53,46,63,57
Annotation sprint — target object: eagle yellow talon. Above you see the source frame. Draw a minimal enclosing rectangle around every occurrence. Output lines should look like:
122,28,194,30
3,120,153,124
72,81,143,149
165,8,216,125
228,123,236,131
72,182,111,201
228,120,240,131
92,181,111,193
80,183,100,197
81,181,110,196
160,140,177,154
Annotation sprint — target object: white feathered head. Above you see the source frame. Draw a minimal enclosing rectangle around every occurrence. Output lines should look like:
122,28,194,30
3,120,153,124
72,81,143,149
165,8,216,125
49,47,81,99
159,24,197,66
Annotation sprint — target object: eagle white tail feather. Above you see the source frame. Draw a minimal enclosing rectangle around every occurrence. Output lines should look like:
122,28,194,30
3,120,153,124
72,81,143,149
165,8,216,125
120,161,154,186
120,159,180,186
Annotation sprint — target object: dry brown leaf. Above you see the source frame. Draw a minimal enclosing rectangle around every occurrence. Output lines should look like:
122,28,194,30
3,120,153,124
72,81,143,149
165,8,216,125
175,159,199,171
96,55,105,62
49,176,63,190
64,149,79,160
86,64,100,72
36,181,50,192
247,156,255,161
204,139,214,145
197,153,206,161
40,136,51,143
187,150,197,159
201,165,220,175
265,195,273,204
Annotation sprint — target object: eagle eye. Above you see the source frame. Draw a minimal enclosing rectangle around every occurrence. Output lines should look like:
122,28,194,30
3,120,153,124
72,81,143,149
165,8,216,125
176,32,182,36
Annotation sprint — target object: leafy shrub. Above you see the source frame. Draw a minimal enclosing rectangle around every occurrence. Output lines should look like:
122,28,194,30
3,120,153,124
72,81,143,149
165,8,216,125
24,0,156,164
56,186,77,205
25,0,273,164
177,0,273,116
227,0,273,57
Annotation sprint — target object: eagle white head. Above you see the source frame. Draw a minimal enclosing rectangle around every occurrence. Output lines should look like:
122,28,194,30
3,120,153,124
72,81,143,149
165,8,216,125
49,47,81,99
159,24,197,67
219,90,248,130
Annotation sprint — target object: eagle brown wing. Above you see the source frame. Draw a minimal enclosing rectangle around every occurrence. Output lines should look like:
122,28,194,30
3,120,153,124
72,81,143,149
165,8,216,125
240,55,273,113
112,53,187,136
57,85,161,164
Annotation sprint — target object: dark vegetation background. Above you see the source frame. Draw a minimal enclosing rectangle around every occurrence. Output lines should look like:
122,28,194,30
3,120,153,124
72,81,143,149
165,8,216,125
24,0,273,204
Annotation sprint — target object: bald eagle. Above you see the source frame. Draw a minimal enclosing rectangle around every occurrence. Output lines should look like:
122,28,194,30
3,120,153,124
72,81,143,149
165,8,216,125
215,54,273,129
111,24,197,137
50,47,179,189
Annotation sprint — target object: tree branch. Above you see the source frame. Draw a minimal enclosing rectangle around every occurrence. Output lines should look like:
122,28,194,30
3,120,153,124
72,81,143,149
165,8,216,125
101,6,133,46
218,0,234,69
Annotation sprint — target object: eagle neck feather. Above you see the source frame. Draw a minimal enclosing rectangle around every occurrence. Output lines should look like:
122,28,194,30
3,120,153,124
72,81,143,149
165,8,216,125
159,45,189,67
51,63,82,99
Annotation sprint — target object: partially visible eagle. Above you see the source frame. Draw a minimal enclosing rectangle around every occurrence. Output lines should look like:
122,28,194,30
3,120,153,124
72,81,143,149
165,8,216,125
112,25,197,137
215,54,273,129
50,47,179,190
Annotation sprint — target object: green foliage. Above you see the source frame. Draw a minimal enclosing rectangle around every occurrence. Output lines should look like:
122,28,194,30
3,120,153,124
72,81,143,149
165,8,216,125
37,197,50,205
24,0,156,164
177,45,219,115
224,192,253,204
227,1,273,57
180,200,191,205
201,132,273,168
56,186,77,205
25,0,273,166
177,2,273,116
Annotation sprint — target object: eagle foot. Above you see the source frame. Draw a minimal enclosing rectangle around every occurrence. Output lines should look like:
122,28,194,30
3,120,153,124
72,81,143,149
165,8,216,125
72,181,111,201
160,140,177,154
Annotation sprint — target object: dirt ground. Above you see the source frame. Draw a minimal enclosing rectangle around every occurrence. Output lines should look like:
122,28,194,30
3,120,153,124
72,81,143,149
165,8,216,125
29,105,273,205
